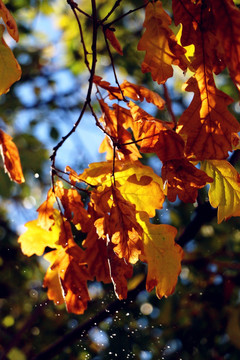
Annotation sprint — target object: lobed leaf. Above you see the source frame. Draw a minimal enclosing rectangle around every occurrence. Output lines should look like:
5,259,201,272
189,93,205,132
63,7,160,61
137,1,187,84
201,160,240,223
138,212,183,299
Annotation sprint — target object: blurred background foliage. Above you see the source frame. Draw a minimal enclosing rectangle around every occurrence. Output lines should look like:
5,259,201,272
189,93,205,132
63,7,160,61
1,0,240,359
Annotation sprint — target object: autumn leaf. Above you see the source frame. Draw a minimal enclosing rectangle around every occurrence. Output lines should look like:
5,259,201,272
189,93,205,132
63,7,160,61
92,185,143,264
0,0,19,41
0,129,24,183
177,67,240,160
83,225,133,300
37,188,56,230
54,181,90,231
201,160,240,223
18,210,62,257
0,25,21,95
210,0,240,90
137,1,187,84
162,158,213,203
138,212,183,299
128,101,184,161
80,160,165,217
43,250,65,306
98,100,141,161
94,76,165,109
105,28,123,55
44,237,91,314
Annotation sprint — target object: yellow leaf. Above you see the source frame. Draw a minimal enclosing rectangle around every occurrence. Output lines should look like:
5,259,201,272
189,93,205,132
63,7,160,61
0,0,19,41
18,210,61,256
137,1,187,84
0,24,21,95
80,161,165,217
201,160,240,223
138,212,183,299
0,129,24,183
37,188,56,230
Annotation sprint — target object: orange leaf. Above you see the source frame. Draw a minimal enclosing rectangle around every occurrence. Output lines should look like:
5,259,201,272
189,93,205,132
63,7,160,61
162,158,213,203
94,76,165,109
0,129,24,183
54,181,90,230
0,25,21,95
108,186,143,264
44,235,91,314
80,160,165,217
177,67,240,160
43,250,65,306
99,100,141,161
37,188,56,231
0,0,19,41
83,225,133,300
137,1,187,84
105,28,123,55
138,212,183,299
210,0,240,90
92,185,143,264
128,101,184,161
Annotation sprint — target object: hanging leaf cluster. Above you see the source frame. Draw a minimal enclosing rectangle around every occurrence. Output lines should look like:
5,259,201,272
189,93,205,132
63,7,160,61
14,0,240,314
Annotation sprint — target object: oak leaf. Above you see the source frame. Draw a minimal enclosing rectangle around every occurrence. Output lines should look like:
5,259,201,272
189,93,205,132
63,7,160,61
92,185,143,264
210,0,240,90
128,102,184,161
201,160,240,223
37,188,56,231
83,225,133,299
18,210,61,257
44,238,91,314
0,129,24,183
162,158,213,203
137,1,187,84
94,76,165,109
80,160,165,217
177,67,240,160
0,25,21,95
138,212,183,299
99,100,141,161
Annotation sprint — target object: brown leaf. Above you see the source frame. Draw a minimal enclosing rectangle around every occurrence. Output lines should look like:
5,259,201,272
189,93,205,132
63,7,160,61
0,129,24,183
177,67,240,160
0,0,19,41
137,1,187,84
162,158,213,203
105,28,123,55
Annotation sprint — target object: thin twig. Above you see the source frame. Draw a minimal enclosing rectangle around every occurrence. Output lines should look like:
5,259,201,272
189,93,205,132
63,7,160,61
105,3,148,28
50,0,99,182
70,6,91,72
100,0,122,24
102,28,126,101
67,0,92,19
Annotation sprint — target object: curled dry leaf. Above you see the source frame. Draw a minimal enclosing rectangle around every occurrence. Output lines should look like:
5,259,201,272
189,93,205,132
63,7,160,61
0,0,19,41
0,129,24,183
